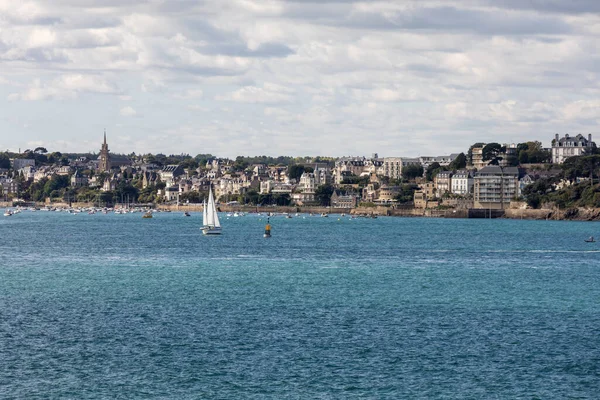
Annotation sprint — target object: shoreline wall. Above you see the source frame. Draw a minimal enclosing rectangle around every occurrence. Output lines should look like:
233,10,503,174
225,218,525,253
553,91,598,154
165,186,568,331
6,200,600,221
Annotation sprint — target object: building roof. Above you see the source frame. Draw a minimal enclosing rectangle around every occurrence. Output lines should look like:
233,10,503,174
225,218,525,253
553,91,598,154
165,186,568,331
554,133,592,146
476,166,519,176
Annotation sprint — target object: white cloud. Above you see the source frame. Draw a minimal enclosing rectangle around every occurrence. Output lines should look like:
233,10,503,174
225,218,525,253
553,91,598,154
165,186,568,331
173,89,203,99
1,0,600,156
8,75,120,101
217,83,295,104
120,106,137,116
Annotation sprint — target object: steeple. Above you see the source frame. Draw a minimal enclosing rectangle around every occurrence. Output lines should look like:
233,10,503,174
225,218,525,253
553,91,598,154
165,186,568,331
99,130,111,172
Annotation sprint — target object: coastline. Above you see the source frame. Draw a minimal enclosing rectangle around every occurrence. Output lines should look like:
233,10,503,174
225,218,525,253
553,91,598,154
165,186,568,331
4,201,600,221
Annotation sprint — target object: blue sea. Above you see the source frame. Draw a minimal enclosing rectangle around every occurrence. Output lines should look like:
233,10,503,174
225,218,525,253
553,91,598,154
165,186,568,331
1,211,599,399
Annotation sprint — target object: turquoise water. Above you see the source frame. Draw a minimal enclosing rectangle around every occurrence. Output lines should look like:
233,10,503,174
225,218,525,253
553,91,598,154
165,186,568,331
1,211,599,398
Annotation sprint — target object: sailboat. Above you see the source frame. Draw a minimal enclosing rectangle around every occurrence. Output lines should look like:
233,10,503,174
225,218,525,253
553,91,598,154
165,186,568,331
202,186,222,235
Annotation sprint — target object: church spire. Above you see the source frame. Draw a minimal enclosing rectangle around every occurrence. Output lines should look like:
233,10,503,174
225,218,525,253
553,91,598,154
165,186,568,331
99,130,111,172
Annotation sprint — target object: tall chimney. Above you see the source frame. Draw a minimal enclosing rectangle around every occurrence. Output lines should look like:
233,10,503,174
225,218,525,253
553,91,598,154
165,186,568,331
555,133,559,142
589,133,592,144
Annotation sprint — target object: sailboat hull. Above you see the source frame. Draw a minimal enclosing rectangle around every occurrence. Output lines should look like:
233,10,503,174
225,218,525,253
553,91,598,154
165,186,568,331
202,227,222,235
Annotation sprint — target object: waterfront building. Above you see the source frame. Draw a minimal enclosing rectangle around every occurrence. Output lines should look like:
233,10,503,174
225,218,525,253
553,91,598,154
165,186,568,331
98,131,111,172
299,172,316,193
473,166,520,209
291,192,315,205
434,171,453,195
377,185,400,203
451,170,473,195
0,177,18,195
330,191,359,208
260,180,293,195
551,134,595,164
164,186,180,202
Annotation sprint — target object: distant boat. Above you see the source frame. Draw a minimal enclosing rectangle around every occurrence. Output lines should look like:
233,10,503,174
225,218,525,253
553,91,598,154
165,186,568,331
584,236,595,243
142,211,153,219
321,213,328,217
3,209,13,217
202,186,222,235
183,212,191,217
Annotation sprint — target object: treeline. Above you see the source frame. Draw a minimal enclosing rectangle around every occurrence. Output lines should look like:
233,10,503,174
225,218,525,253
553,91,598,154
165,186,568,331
523,155,600,208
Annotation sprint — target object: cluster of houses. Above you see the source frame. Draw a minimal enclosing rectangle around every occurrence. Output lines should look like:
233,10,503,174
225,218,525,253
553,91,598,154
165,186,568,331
0,133,595,209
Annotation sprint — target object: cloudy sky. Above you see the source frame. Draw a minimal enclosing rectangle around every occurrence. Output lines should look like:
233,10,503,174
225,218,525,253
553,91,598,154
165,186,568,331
1,0,599,158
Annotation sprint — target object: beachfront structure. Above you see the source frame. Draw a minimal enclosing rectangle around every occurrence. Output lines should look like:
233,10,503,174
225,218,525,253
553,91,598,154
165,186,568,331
551,134,595,164
473,166,520,209
330,191,359,208
451,170,473,195
377,185,400,203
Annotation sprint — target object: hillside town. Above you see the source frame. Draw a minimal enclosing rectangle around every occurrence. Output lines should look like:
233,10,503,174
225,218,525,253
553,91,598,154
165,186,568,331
1,132,599,213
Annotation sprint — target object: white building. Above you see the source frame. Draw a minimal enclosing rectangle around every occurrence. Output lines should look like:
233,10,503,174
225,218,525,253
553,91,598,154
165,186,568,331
451,170,474,195
551,134,594,164
299,172,316,193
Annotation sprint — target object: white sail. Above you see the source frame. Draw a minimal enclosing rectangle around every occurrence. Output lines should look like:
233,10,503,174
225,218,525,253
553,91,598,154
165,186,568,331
212,190,221,228
202,198,208,226
202,186,222,234
206,187,216,227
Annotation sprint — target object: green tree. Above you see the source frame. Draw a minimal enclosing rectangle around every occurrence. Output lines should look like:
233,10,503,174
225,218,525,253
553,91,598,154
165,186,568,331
0,153,10,169
273,193,291,206
43,175,70,198
395,184,419,203
288,164,305,180
315,184,335,206
426,162,447,181
482,143,505,165
449,153,467,170
401,164,424,181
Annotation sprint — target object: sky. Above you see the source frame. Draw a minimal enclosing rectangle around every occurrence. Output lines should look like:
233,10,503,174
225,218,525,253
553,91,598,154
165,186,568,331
1,0,599,158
